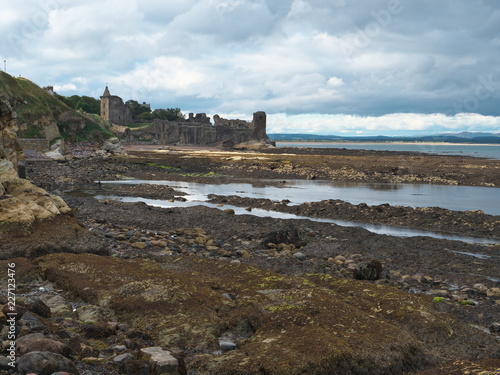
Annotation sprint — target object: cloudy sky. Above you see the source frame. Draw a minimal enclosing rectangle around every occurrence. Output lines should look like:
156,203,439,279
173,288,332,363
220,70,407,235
2,0,500,136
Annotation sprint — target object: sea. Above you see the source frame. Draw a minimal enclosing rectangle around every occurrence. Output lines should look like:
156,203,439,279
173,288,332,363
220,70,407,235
275,142,500,160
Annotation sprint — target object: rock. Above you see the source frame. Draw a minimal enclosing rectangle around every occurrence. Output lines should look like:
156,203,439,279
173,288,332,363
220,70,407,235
224,209,235,214
16,332,45,344
353,260,383,281
44,295,73,318
335,255,347,263
489,322,500,333
114,344,127,352
17,337,69,356
428,290,450,297
132,242,148,249
217,250,232,257
113,353,134,363
17,351,78,375
346,263,357,271
219,340,237,351
140,347,178,374
293,252,307,261
116,359,151,375
77,305,115,323
102,138,122,152
0,355,13,371
20,311,46,331
2,303,27,319
44,139,65,160
0,178,71,224
24,297,51,318
486,287,500,297
80,323,116,339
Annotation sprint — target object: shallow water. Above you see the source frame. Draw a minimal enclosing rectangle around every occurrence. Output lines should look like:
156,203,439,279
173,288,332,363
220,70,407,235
94,194,499,245
99,179,500,215
276,142,500,160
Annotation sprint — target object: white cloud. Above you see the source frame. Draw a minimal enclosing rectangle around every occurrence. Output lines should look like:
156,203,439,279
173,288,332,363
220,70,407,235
267,113,500,136
2,0,500,136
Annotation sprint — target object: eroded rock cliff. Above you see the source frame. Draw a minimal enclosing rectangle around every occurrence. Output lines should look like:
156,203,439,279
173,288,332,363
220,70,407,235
0,95,70,226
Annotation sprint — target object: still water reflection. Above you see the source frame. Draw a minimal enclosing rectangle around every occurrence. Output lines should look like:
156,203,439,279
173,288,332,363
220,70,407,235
95,179,500,244
100,179,500,215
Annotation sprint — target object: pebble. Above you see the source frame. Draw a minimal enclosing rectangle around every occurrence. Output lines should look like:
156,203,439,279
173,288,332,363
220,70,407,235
132,242,147,249
293,252,307,261
489,322,500,333
486,287,500,297
114,353,134,363
219,340,237,351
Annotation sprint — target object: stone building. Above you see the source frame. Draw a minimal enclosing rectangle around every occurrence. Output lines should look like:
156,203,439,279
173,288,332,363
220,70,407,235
100,86,132,125
125,112,270,147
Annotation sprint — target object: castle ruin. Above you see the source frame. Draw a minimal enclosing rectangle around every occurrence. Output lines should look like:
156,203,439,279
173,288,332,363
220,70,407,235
100,86,270,147
100,86,132,125
128,111,269,147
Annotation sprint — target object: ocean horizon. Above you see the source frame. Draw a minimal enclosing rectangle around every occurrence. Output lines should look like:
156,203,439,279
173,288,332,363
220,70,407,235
275,141,500,160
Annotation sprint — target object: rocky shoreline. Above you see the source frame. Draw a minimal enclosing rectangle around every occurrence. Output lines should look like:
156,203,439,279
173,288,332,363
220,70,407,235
207,194,500,240
1,146,500,374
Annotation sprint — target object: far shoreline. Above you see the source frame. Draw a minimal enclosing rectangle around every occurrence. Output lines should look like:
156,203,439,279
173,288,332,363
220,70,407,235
274,140,500,146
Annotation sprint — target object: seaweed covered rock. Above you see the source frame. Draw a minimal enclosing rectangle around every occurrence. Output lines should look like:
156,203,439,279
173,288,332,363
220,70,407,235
35,253,499,375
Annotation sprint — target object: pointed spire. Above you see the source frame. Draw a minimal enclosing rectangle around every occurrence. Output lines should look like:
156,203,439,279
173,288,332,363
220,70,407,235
102,85,110,97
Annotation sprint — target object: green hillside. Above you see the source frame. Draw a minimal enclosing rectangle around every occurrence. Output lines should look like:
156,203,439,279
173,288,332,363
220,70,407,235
0,71,113,142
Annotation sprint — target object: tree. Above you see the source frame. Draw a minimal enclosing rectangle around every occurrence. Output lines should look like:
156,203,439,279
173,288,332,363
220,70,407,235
127,100,151,118
57,94,100,115
152,108,183,121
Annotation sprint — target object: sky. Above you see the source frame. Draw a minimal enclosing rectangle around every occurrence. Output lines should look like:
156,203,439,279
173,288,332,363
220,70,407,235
1,0,500,136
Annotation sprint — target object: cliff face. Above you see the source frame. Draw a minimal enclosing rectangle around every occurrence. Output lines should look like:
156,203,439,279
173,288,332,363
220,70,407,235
0,97,22,183
0,94,70,226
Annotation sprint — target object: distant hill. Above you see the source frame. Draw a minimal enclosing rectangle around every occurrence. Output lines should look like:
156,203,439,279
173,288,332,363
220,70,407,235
0,71,113,143
269,132,500,144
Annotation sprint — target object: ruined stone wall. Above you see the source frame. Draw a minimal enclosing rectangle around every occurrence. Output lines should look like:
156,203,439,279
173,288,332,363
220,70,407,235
19,138,50,152
131,112,269,146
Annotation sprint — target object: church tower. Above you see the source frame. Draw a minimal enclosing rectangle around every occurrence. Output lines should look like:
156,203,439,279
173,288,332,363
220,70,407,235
100,86,111,122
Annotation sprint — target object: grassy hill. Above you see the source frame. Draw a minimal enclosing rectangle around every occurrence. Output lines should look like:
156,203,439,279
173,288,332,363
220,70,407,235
0,71,113,142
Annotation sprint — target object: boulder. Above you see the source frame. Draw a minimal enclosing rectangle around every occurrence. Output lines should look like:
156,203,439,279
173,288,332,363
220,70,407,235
140,347,179,374
353,259,384,280
17,351,78,375
44,295,73,318
24,297,51,318
76,305,115,323
17,337,69,356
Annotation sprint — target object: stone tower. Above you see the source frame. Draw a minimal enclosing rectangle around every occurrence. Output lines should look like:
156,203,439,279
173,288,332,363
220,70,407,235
100,86,132,125
252,111,268,140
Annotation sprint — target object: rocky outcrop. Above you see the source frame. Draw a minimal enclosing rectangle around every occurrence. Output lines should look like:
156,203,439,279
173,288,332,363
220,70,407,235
207,195,500,239
0,96,71,227
0,97,23,170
